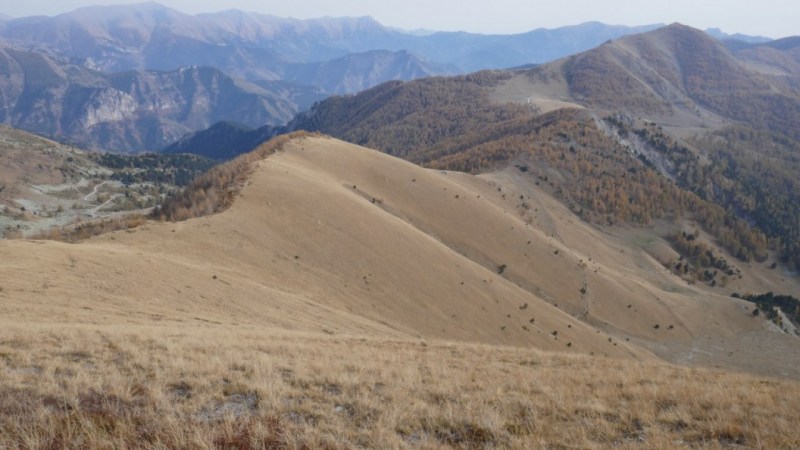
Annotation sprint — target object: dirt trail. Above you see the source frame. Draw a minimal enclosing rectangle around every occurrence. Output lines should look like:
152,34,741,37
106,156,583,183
88,193,122,217
84,180,110,201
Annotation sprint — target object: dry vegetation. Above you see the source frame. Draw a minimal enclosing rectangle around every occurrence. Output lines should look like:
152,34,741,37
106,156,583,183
1,324,798,449
3,135,799,448
27,214,149,243
288,74,777,267
288,24,800,271
18,132,318,242
688,126,800,270
150,131,319,222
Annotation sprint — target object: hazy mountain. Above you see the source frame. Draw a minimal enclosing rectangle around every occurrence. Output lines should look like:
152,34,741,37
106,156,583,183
0,44,299,151
704,27,771,44
285,50,456,94
161,121,276,160
400,22,665,72
727,36,800,77
748,36,800,51
1,4,668,75
250,79,327,111
0,4,407,72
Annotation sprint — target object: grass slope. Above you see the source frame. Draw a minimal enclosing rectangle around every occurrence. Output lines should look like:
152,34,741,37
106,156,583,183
0,325,798,448
0,135,798,447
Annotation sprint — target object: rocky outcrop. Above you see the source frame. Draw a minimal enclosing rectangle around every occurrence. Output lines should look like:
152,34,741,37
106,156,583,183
0,46,297,152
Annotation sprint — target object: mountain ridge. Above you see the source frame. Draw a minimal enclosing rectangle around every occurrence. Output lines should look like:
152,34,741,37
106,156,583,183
4,6,785,154
0,4,673,73
275,24,800,271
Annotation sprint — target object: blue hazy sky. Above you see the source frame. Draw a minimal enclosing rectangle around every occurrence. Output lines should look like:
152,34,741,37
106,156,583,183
1,0,797,38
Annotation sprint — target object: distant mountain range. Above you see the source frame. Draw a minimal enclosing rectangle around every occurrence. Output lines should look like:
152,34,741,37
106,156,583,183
0,3,790,152
0,44,300,151
704,28,771,44
0,3,665,73
726,37,800,78
171,23,800,159
286,23,798,144
283,49,456,95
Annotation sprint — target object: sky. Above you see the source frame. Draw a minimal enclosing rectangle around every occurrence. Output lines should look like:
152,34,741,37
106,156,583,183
1,0,797,39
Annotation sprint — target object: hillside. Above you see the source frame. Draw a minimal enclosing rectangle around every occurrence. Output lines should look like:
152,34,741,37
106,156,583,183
285,50,455,94
507,24,800,137
0,124,214,237
284,24,800,271
2,325,798,448
1,136,645,356
287,77,768,262
505,25,800,269
1,134,798,447
5,135,799,373
161,121,277,160
729,36,800,77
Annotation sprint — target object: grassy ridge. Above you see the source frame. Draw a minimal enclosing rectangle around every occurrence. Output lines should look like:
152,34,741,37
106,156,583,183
150,131,318,222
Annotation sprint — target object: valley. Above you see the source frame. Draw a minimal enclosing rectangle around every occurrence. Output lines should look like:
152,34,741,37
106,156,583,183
0,125,213,238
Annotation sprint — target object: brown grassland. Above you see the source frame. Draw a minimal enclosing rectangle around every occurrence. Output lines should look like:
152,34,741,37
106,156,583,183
1,324,799,449
1,135,799,448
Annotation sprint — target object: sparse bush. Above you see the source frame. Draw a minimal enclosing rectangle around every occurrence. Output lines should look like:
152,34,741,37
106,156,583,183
742,292,799,328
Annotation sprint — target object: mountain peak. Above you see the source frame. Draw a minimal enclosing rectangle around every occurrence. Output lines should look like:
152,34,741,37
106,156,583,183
617,22,727,56
653,22,716,40
66,1,181,17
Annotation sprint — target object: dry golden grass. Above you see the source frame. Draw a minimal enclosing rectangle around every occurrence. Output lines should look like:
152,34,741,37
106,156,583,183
27,214,148,243
1,323,798,449
3,135,799,448
150,131,319,222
